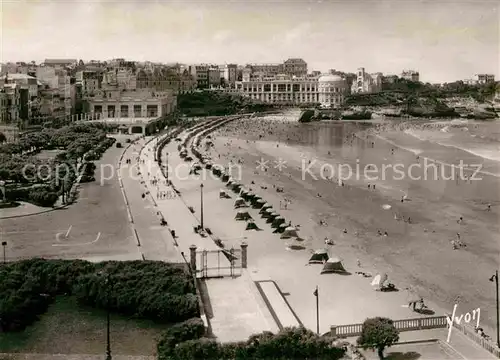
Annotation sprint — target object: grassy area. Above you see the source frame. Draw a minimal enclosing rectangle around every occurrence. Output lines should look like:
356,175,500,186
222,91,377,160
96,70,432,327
0,296,168,356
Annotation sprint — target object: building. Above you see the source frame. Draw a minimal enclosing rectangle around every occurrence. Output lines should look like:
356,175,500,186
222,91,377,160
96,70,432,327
87,88,176,119
246,63,283,76
219,64,238,88
0,73,40,99
0,84,20,124
351,68,382,94
135,68,195,94
283,58,307,77
208,67,221,88
234,73,323,105
474,74,495,84
189,64,210,89
401,70,420,82
317,74,349,108
75,70,103,96
43,59,78,69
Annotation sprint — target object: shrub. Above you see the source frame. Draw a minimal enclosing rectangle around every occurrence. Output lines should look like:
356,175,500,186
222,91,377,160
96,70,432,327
0,260,197,332
157,327,346,360
157,318,206,359
357,317,399,360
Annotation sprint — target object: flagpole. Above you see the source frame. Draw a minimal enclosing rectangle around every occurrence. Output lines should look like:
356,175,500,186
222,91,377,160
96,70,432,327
316,285,319,335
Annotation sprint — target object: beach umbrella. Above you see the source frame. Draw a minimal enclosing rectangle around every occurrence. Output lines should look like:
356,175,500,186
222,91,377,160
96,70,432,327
231,183,242,192
281,226,299,239
227,180,233,187
271,216,285,228
253,198,266,209
240,189,248,196
371,273,389,290
309,249,329,264
235,211,252,221
321,257,347,274
219,189,230,199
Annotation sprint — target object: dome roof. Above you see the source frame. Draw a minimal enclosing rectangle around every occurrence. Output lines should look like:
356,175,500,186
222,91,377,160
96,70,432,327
318,74,344,83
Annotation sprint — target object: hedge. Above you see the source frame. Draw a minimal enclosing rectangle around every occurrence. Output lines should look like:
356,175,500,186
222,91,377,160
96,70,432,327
157,326,346,360
0,260,197,332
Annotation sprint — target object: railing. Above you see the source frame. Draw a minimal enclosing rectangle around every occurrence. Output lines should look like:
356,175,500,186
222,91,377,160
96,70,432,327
330,316,448,338
452,319,500,358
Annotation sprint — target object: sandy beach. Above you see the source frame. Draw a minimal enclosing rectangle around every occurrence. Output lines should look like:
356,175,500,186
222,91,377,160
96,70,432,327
207,114,500,335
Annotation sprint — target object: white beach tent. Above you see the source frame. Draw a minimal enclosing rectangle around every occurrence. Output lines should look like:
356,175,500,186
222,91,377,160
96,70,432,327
371,273,389,290
321,257,347,274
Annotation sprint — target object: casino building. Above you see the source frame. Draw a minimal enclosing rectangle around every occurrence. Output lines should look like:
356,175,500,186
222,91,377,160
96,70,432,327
232,73,349,108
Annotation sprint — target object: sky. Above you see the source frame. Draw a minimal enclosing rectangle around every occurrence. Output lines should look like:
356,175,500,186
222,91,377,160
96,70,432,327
1,0,499,83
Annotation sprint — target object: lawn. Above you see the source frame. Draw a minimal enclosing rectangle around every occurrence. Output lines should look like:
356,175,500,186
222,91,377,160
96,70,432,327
0,296,168,356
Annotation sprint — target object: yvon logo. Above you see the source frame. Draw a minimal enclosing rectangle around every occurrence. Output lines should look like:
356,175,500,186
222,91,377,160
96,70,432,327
446,304,481,343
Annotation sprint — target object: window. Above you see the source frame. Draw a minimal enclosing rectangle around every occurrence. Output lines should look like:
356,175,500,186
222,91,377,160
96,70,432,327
147,105,158,117
120,105,128,117
134,105,141,117
277,84,286,92
107,105,115,117
94,105,102,113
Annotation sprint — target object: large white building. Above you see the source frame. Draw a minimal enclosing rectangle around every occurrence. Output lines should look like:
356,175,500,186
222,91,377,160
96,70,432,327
232,73,348,107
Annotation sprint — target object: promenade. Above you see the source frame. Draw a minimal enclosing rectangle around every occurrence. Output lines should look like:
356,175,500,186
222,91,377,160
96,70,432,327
135,127,280,343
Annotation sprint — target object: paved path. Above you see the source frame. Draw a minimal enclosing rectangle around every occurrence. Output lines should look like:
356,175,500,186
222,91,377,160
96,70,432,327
135,123,281,343
0,354,154,360
119,136,182,262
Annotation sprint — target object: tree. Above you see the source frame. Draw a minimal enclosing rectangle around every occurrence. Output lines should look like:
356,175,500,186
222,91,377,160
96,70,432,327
0,132,6,143
357,317,399,359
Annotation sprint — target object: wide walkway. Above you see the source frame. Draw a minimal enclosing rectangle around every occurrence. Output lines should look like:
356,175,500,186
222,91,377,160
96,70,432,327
136,125,280,343
120,136,182,263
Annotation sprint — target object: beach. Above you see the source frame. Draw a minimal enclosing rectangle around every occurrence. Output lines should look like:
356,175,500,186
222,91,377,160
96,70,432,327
208,113,500,335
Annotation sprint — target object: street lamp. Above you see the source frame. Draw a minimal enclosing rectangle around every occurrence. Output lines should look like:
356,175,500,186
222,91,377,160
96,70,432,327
98,271,112,360
489,270,499,348
1,241,6,264
200,183,204,230
166,152,169,183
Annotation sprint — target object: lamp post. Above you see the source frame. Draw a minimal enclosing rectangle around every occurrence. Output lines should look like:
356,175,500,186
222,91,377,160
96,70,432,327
313,286,319,335
200,183,204,229
1,241,6,264
490,270,499,348
99,271,112,360
166,152,169,182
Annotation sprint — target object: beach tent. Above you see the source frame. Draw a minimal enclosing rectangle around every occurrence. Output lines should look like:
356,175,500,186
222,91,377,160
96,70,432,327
280,226,299,239
185,156,193,162
205,162,213,169
251,196,262,207
287,238,306,250
192,163,202,170
253,198,266,209
245,221,260,231
262,207,274,219
212,167,222,177
240,189,248,197
271,216,285,228
260,203,272,214
266,212,279,223
321,257,347,274
227,180,234,187
219,189,230,199
222,174,230,182
274,223,288,233
235,211,252,221
234,197,247,208
371,273,389,290
231,183,242,192
309,249,329,264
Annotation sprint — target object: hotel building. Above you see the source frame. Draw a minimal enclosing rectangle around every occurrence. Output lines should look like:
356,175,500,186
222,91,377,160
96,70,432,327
233,73,349,108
